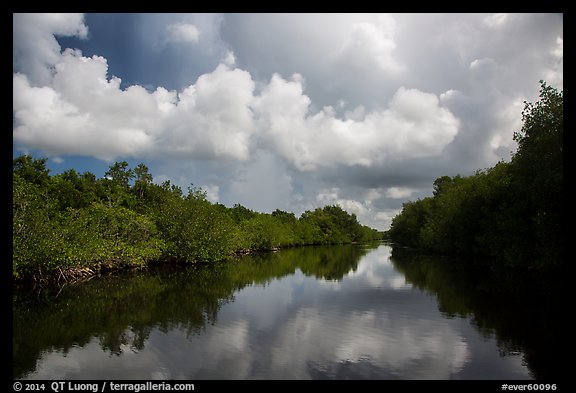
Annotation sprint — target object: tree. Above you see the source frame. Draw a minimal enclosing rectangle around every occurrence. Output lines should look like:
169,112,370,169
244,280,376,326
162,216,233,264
133,163,153,199
229,203,257,224
102,161,136,208
389,198,432,248
13,173,59,278
13,155,50,186
105,161,134,189
510,81,563,269
12,152,383,281
388,81,563,273
432,175,462,196
272,209,297,223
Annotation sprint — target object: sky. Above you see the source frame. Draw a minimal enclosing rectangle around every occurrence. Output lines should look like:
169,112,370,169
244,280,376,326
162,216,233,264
12,13,563,231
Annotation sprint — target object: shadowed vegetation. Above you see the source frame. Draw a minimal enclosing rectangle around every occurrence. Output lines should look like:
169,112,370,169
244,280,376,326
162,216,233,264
388,81,563,275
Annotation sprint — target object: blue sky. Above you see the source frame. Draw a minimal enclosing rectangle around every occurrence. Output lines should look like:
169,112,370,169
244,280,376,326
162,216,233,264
13,13,563,230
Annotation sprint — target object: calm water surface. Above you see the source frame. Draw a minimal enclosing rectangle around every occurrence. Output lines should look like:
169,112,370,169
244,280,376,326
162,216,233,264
14,243,562,379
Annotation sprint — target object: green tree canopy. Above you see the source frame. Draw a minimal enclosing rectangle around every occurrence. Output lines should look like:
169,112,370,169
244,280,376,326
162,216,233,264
388,81,563,273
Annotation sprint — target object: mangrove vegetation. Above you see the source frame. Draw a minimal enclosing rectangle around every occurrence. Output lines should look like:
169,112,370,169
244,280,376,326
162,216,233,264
13,155,382,282
388,81,563,274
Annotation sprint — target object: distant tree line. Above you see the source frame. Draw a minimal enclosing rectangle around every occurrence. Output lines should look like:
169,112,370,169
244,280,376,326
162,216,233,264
13,155,383,281
387,81,563,273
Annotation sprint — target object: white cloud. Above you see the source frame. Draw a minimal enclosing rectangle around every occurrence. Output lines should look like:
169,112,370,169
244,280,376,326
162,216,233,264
316,188,368,218
12,13,563,231
13,50,158,161
384,186,414,199
164,22,200,43
201,184,220,203
13,23,459,231
374,210,399,229
315,187,391,229
551,36,563,59
254,74,459,171
489,98,524,155
482,13,509,28
223,50,236,66
335,15,403,75
16,38,457,171
545,36,563,89
14,48,256,161
165,64,256,160
13,13,88,86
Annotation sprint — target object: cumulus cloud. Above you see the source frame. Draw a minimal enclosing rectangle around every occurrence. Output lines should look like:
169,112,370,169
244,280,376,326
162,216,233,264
222,50,236,67
545,36,563,88
13,13,563,230
13,71,153,161
334,15,404,76
14,27,459,170
201,184,220,203
164,22,200,44
482,13,509,28
313,187,407,230
316,188,370,219
13,48,256,161
383,186,415,199
13,13,88,86
254,74,459,171
12,18,458,230
163,64,256,160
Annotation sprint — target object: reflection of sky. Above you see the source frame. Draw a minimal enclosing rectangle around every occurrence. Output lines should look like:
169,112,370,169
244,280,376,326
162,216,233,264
27,245,531,380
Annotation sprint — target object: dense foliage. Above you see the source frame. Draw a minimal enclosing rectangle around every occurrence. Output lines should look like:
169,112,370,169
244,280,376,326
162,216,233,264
388,81,563,273
13,157,382,281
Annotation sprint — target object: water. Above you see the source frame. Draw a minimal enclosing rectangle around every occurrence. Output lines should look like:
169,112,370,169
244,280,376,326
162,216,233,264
13,243,563,380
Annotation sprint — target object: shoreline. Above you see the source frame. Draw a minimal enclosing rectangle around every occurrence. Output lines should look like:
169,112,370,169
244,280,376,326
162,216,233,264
13,241,385,289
